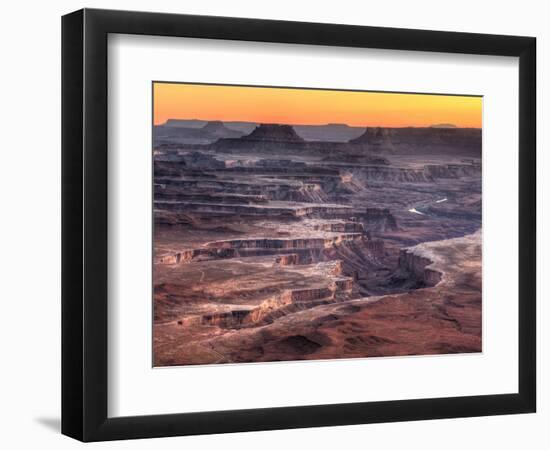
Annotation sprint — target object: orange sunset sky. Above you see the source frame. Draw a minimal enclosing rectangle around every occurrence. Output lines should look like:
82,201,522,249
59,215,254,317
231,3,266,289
153,82,482,128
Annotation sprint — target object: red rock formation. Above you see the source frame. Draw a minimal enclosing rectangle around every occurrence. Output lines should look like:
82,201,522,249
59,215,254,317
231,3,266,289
152,119,482,367
201,309,251,327
424,163,481,179
204,234,363,251
345,165,434,183
363,208,399,232
398,249,442,287
274,254,300,266
364,239,386,258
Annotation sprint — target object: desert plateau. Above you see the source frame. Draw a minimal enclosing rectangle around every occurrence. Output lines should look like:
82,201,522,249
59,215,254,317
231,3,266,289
153,117,482,366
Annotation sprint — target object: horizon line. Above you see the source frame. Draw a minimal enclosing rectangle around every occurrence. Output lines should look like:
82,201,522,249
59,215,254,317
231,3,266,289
156,118,481,129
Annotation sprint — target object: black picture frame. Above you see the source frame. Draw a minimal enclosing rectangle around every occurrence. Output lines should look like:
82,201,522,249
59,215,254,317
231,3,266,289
61,8,536,442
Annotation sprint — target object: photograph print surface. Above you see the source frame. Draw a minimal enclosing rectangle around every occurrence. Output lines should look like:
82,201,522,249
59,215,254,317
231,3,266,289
152,82,482,367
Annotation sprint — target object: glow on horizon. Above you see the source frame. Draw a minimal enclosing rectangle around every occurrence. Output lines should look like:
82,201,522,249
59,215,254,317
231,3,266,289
153,82,482,128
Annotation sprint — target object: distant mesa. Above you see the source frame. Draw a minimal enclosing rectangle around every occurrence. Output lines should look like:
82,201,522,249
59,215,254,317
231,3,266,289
161,120,366,142
203,124,307,153
349,127,393,143
430,123,457,128
154,120,244,145
191,124,390,164
164,119,205,128
294,123,365,142
201,120,237,136
163,119,257,134
201,120,226,131
242,124,306,143
155,120,481,158
349,127,395,151
322,123,353,130
347,126,481,156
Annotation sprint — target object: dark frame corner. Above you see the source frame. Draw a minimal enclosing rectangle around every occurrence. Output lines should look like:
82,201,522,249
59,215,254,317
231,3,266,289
62,8,536,442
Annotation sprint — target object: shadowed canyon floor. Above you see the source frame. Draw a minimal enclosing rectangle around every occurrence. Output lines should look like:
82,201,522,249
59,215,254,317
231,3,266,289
153,123,482,366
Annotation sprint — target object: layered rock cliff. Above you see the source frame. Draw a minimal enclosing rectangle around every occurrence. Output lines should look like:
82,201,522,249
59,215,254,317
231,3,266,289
398,250,442,287
349,126,481,156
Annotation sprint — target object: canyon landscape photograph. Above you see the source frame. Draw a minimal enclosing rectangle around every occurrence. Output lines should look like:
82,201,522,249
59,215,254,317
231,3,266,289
152,82,482,367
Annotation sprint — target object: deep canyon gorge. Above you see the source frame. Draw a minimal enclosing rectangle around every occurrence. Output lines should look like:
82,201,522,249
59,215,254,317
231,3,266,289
153,121,482,366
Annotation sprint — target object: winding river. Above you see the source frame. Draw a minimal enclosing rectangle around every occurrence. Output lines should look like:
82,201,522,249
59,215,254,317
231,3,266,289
408,197,447,216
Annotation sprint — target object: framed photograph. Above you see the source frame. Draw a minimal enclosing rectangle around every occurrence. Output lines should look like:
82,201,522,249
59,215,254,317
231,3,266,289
62,8,536,441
